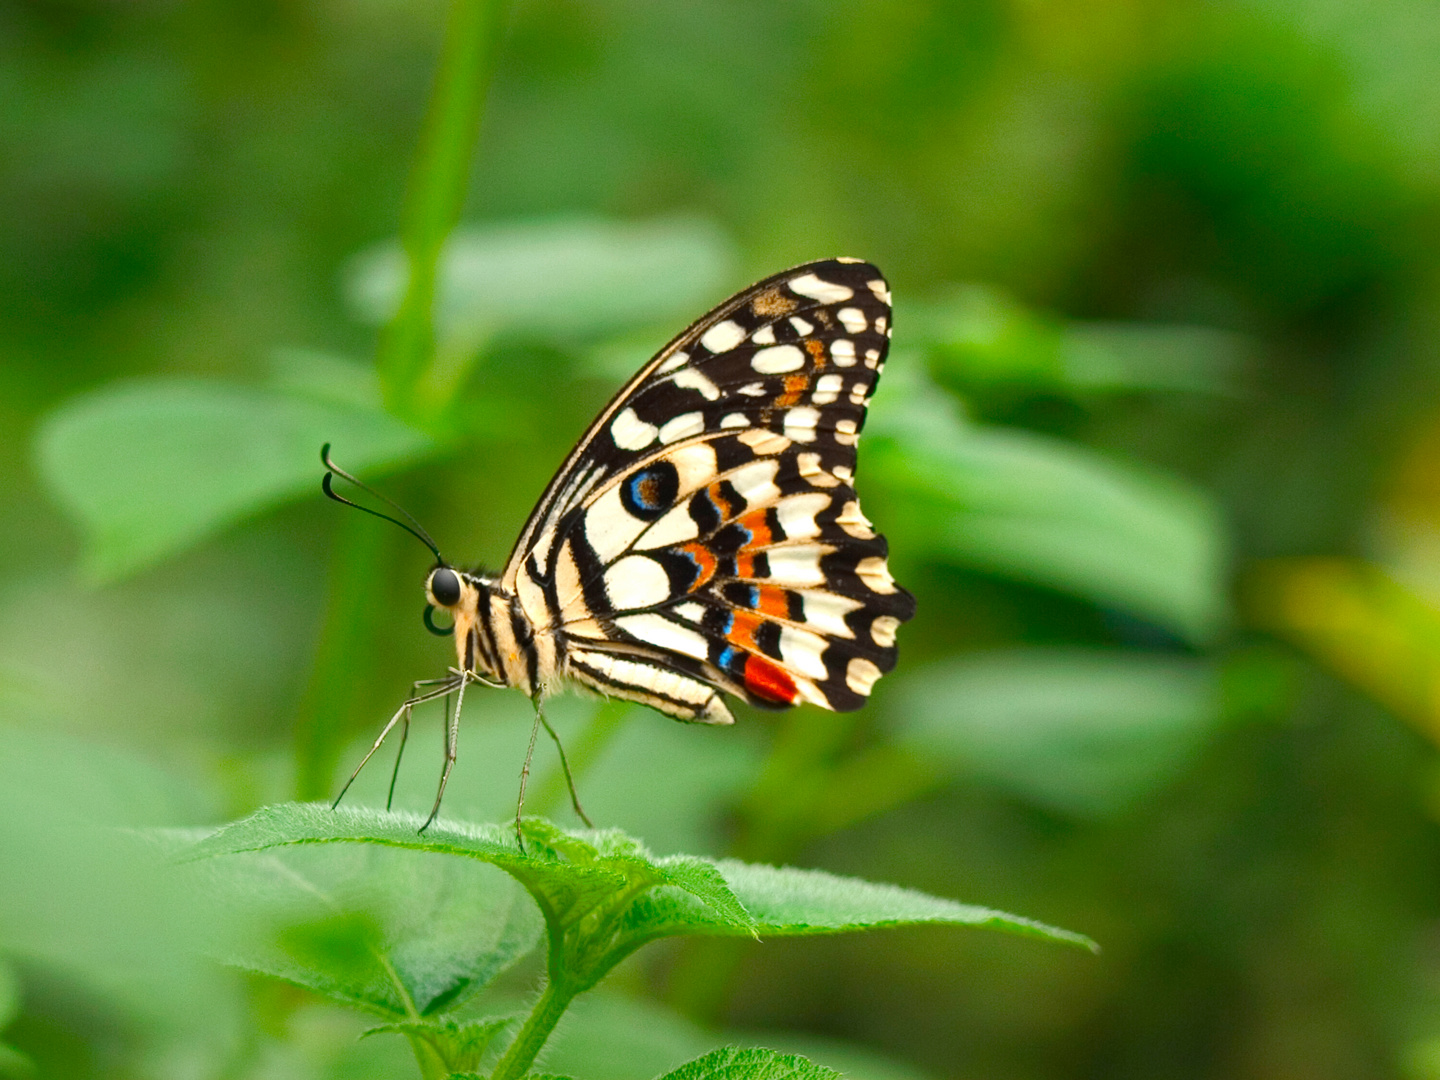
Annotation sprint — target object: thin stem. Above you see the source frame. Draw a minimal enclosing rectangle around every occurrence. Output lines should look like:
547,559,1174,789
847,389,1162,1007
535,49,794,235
378,0,510,420
488,979,577,1080
293,514,392,800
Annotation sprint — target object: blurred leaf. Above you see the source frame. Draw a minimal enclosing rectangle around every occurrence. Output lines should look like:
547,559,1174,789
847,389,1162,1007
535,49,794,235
34,379,435,582
867,370,1228,641
887,649,1222,816
366,1016,517,1071
534,992,935,1080
268,349,384,411
0,962,15,1031
916,285,1247,395
185,837,542,1017
657,1047,838,1080
345,216,738,343
1248,557,1440,747
0,1044,32,1080
0,726,240,1058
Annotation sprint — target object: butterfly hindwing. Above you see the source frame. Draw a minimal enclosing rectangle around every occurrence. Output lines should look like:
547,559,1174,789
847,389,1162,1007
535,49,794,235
504,259,914,721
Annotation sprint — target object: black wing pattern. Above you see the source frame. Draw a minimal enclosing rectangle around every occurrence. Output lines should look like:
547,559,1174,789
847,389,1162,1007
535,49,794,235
502,258,915,723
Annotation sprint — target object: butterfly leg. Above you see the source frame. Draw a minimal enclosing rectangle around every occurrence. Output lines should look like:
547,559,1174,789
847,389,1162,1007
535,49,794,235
420,674,467,833
333,679,457,810
514,700,545,850
538,711,593,828
384,697,418,812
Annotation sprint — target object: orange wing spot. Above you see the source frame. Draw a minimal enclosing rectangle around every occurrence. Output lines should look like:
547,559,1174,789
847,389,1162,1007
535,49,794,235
744,654,798,704
727,609,764,652
707,481,737,520
678,542,718,591
736,509,774,549
803,338,828,370
754,585,791,618
775,373,810,408
734,552,756,579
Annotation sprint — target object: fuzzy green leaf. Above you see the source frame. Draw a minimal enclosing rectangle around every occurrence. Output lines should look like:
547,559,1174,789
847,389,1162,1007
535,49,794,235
657,1047,838,1080
367,1016,517,1071
888,649,1222,816
183,819,541,1017
629,860,1095,952
187,804,1092,958
347,216,737,342
866,368,1228,642
34,379,434,581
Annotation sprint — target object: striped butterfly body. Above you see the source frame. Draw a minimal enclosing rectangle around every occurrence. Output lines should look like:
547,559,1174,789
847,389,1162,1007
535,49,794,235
332,258,914,832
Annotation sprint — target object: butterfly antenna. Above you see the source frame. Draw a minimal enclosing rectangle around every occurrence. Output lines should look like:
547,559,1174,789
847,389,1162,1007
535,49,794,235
320,443,444,562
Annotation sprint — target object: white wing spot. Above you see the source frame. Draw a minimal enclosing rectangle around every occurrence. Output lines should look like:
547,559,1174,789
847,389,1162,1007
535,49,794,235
875,315,888,334
856,556,897,594
636,501,700,550
751,324,776,345
831,339,857,367
833,464,854,482
701,320,747,353
776,492,831,540
811,372,844,405
799,590,862,638
728,458,781,506
765,545,830,586
672,366,720,401
784,406,821,443
737,428,791,455
867,279,892,305
611,407,658,450
836,499,875,539
673,601,705,623
849,382,868,405
789,273,853,303
614,613,710,661
659,411,706,444
796,451,841,487
837,307,867,333
720,412,750,428
789,316,814,335
657,350,690,374
738,382,767,396
846,657,882,696
752,344,805,374
778,624,829,680
604,555,673,609
871,615,900,648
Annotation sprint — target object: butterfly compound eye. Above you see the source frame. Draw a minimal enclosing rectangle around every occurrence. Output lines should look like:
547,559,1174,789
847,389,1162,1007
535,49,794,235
429,567,462,607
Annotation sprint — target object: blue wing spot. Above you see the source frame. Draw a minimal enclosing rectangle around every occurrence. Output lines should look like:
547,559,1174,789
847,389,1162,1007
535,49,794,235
620,460,680,522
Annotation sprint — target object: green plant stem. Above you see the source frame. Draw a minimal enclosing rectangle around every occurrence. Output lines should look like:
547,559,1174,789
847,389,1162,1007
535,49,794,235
487,979,576,1080
293,514,393,800
378,0,509,421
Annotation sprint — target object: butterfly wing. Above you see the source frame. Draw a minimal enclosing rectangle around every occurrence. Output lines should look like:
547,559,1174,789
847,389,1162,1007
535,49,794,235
503,258,915,722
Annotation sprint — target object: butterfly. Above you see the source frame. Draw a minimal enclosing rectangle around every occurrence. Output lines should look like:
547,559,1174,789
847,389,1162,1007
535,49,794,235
324,258,915,835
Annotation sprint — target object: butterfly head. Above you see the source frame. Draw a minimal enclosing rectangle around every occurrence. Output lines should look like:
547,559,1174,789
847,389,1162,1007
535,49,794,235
424,565,508,682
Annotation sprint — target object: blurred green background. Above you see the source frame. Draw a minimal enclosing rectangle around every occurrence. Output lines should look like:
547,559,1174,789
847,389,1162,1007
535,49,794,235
5,0,1440,1077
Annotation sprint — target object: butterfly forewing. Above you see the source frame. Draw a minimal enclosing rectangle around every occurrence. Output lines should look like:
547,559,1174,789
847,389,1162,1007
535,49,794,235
504,258,914,720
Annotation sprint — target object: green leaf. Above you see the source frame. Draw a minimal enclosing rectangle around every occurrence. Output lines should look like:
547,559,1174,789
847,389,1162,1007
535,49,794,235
366,1016,517,1071
346,216,737,343
0,960,18,1031
183,830,542,1017
657,1047,839,1080
530,991,936,1080
34,379,434,582
186,805,1092,978
0,1043,34,1079
887,649,1223,816
916,284,1247,395
635,860,1095,951
866,367,1228,642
